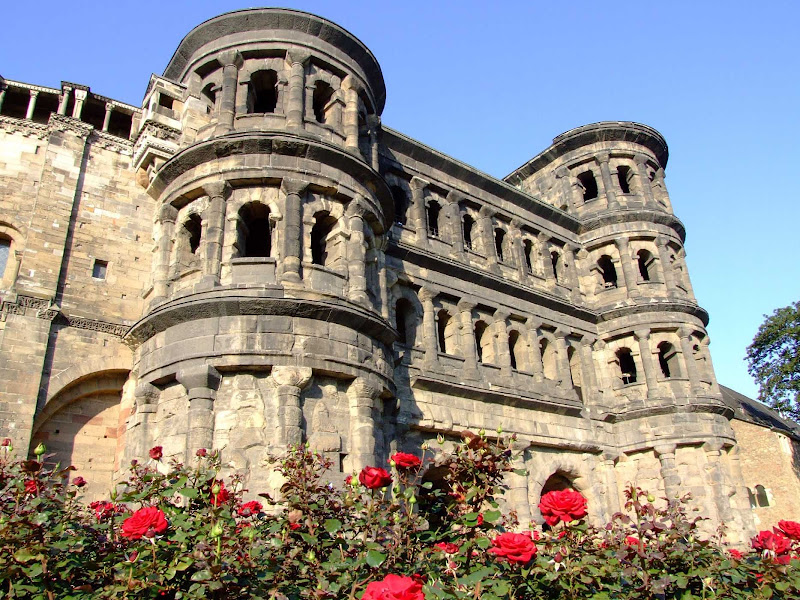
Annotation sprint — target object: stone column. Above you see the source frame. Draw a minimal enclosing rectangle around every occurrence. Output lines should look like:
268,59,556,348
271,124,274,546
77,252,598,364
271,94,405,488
563,244,581,301
510,219,527,280
578,336,599,404
700,337,721,394
597,153,620,210
271,366,313,447
57,85,72,115
447,191,465,256
555,167,578,212
177,365,222,462
303,81,316,122
419,287,439,364
200,181,230,288
367,114,380,171
526,324,545,382
375,236,390,318
348,377,383,471
652,167,669,208
214,50,243,136
676,249,695,296
72,89,87,120
341,76,360,153
703,441,733,523
279,178,308,283
601,452,622,519
457,299,478,373
494,310,512,375
151,204,178,304
654,237,678,296
25,90,39,120
507,442,532,528
634,154,656,207
346,199,368,305
553,329,572,391
634,329,659,398
655,444,681,499
410,177,429,248
678,326,705,394
614,237,639,297
592,339,613,402
479,206,499,272
129,382,159,461
538,233,556,282
102,102,113,132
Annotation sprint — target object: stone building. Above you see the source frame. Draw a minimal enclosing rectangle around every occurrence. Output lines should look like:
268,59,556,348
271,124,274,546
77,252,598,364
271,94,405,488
0,8,766,541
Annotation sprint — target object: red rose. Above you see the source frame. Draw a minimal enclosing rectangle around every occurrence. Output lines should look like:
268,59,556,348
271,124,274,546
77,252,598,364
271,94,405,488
24,480,38,494
210,481,230,507
538,489,588,526
389,452,421,469
358,466,392,489
90,500,123,521
345,475,353,485
477,513,484,526
434,542,459,554
625,536,645,548
1,438,10,447
149,446,163,460
752,530,791,554
777,520,800,540
237,500,262,517
121,506,168,539
488,531,537,564
72,476,87,487
728,549,744,560
289,523,301,531
195,448,207,457
361,574,424,600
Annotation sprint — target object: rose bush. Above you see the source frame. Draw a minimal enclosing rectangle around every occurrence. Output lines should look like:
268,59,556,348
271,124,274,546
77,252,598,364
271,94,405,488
488,531,537,564
120,505,169,539
538,488,588,526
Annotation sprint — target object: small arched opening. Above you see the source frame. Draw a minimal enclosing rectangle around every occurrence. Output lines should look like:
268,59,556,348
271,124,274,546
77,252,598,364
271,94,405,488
312,80,334,124
239,203,272,258
182,214,202,256
0,236,11,279
391,186,409,226
201,83,217,115
657,342,679,379
311,211,338,266
617,165,632,194
395,298,417,346
508,330,522,370
755,485,771,508
551,251,561,283
463,215,475,250
474,320,489,363
436,310,451,354
523,239,534,273
427,202,441,238
577,171,598,201
637,249,654,281
541,472,576,497
617,348,637,385
247,70,279,114
597,255,618,288
494,228,506,262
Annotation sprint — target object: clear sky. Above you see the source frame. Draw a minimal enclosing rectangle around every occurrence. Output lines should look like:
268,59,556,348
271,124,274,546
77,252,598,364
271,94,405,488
2,0,798,399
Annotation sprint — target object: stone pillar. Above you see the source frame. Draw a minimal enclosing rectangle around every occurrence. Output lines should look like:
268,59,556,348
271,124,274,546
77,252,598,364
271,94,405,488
597,153,619,210
526,324,545,382
703,441,733,523
652,167,669,207
700,337,721,394
578,336,599,404
152,204,178,304
375,236,390,319
510,219,527,281
634,329,659,398
457,299,478,373
410,177,429,248
678,326,704,394
177,365,222,462
279,178,308,283
601,452,621,519
634,154,656,207
592,339,613,400
563,244,581,301
102,102,113,132
72,89,87,120
128,382,159,461
348,377,383,471
654,444,681,499
654,237,678,296
676,249,695,296
200,181,230,288
494,310,512,375
271,366,313,447
614,237,639,297
303,81,316,122
553,329,572,391
555,167,578,212
25,90,39,120
57,86,72,115
214,50,243,136
367,114,380,171
342,76,360,153
419,287,438,364
447,191,465,256
479,206,499,272
507,442,532,528
346,199,368,305
538,233,556,282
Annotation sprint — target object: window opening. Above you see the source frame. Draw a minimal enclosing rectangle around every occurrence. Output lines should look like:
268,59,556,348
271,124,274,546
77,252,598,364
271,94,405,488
541,338,557,380
427,202,441,238
312,81,334,124
617,348,637,385
0,238,9,278
395,298,416,346
158,94,174,111
551,251,560,283
508,330,521,370
248,70,278,114
201,84,217,114
463,215,474,250
92,259,108,280
523,239,534,273
657,342,678,379
568,345,583,400
577,171,598,200
598,255,618,288
391,186,408,226
494,228,505,262
617,165,632,194
541,472,574,496
240,203,272,258
183,214,202,254
637,250,653,281
755,485,770,507
437,310,450,354
311,212,337,266
474,321,488,363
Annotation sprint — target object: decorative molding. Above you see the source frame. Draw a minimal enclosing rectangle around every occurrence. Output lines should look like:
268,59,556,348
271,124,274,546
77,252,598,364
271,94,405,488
0,115,48,140
0,294,129,336
65,315,129,337
48,113,93,138
90,129,133,155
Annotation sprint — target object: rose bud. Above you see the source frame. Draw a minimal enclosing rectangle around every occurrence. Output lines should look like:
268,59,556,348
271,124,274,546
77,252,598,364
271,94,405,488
196,448,207,457
33,443,46,457
72,476,87,488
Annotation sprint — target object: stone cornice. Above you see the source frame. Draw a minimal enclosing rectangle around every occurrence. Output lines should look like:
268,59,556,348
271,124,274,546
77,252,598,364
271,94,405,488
0,115,48,139
90,130,134,155
48,113,93,138
577,209,686,243
0,295,129,336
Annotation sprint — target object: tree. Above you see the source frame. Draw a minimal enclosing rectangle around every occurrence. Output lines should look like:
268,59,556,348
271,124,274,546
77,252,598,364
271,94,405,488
746,300,800,422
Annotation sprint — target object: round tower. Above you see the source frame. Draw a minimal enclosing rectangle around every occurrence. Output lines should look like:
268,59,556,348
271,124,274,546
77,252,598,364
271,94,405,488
125,9,393,487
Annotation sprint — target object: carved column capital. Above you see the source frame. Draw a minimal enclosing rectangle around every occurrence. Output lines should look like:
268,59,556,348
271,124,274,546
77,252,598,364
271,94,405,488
457,298,477,312
677,326,695,340
410,176,429,191
271,366,313,389
177,365,221,396
654,444,677,457
446,189,465,204
219,50,244,68
418,287,437,303
555,166,570,179
158,204,179,224
493,309,510,323
633,328,650,341
580,335,597,348
203,181,231,200
478,205,494,219
348,377,382,401
596,152,610,164
654,236,670,248
281,177,309,197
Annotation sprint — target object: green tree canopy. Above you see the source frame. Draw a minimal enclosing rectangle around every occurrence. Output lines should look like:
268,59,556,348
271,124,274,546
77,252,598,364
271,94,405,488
746,300,800,422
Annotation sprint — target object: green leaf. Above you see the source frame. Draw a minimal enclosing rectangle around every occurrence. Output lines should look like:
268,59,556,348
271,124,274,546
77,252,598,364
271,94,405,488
483,509,501,523
13,548,36,563
365,550,387,568
190,570,212,582
324,518,342,534
178,487,199,498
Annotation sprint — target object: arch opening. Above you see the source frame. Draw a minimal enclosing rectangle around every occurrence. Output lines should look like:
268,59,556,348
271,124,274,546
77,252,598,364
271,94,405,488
617,348,637,385
311,211,338,266
248,70,278,114
578,171,598,201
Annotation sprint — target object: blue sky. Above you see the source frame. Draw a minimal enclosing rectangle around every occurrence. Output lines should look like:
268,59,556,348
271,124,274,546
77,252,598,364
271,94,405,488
2,0,798,399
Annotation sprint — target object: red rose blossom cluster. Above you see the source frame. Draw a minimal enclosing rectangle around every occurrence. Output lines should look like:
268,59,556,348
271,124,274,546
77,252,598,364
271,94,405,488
121,506,168,540
210,480,230,507
361,574,424,600
149,446,163,460
488,531,537,564
389,452,421,469
752,522,800,563
538,489,588,526
89,500,125,521
359,466,392,489
237,500,262,517
434,542,459,554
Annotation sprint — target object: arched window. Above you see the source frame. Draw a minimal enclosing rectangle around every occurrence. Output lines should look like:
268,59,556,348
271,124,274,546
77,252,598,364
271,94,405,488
474,320,489,363
551,251,561,283
617,348,637,385
508,330,521,370
597,255,618,288
391,186,409,226
395,298,416,346
755,485,771,508
182,214,202,255
427,202,441,238
248,70,278,114
0,237,10,278
239,203,272,258
494,228,506,262
540,338,557,380
311,211,337,266
541,472,575,496
577,171,598,201
617,165,632,194
436,310,451,354
463,215,475,250
568,345,583,400
312,80,334,123
523,239,534,273
637,250,654,281
657,342,678,379
201,83,217,114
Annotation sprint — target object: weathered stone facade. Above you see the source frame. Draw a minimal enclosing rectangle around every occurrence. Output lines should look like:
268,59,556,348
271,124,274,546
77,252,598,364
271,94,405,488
0,8,762,541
